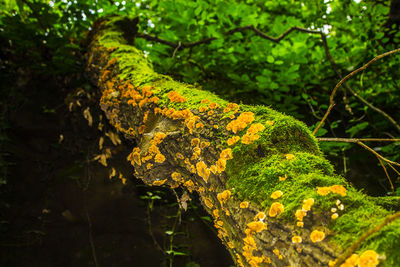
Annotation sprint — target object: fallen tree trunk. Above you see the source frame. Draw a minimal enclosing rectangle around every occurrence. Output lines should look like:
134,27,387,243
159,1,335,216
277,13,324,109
85,16,400,267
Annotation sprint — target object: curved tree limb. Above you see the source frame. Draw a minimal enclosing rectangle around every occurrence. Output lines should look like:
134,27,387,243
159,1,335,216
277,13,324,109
138,21,400,134
86,16,400,267
313,48,400,135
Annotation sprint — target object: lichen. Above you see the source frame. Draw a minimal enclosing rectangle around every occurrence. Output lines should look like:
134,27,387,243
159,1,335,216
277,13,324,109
90,16,400,266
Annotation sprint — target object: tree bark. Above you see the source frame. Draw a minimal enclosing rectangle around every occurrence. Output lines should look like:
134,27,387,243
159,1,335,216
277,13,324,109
85,16,400,267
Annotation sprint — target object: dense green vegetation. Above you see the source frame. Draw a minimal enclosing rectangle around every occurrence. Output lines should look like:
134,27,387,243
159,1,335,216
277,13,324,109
1,0,400,266
1,0,400,193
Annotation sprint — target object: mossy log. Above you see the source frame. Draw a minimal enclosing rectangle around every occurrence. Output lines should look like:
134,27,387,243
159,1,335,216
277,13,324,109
85,16,400,267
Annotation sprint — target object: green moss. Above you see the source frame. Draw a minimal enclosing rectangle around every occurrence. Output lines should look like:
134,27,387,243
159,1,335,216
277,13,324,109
95,16,400,264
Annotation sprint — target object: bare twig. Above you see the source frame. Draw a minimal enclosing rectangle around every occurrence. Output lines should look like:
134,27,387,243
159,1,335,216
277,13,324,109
376,157,394,191
20,0,47,31
138,22,400,133
318,137,400,190
313,48,400,135
86,211,100,267
333,211,400,267
172,41,181,58
317,137,400,142
320,32,400,133
347,86,400,133
356,141,400,167
146,201,165,254
137,25,321,52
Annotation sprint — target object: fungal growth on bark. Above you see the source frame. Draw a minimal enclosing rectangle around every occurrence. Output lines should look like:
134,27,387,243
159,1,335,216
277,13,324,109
85,16,400,267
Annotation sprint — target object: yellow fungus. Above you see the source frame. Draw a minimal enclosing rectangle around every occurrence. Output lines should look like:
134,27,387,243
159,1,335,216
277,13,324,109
317,186,331,196
200,141,210,148
310,230,325,243
330,185,347,197
196,122,204,128
203,197,214,209
343,254,360,266
153,179,167,186
220,148,233,160
269,202,284,217
171,172,182,181
209,102,220,109
199,106,208,112
295,209,307,221
217,190,231,205
240,201,249,209
302,198,315,211
226,112,255,133
227,136,240,146
210,165,217,174
247,221,267,233
167,91,186,103
138,125,146,134
191,138,200,147
285,153,295,160
127,147,141,166
216,158,226,173
279,174,287,181
273,249,280,256
154,153,166,163
270,190,283,199
292,236,302,243
254,212,266,221
241,133,260,144
247,123,265,134
196,161,210,182
359,250,379,267
213,209,219,218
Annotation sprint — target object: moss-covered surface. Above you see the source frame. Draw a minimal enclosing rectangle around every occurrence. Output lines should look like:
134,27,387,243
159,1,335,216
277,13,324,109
88,16,400,266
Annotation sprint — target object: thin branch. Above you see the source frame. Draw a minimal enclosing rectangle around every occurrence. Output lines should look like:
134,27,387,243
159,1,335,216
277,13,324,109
20,0,47,32
171,41,181,58
146,202,165,254
346,86,400,133
318,137,400,188
320,33,400,133
317,137,400,142
357,141,400,167
86,211,100,267
387,162,400,177
376,156,394,191
313,48,400,135
319,136,400,168
137,25,321,51
333,211,400,267
137,23,400,134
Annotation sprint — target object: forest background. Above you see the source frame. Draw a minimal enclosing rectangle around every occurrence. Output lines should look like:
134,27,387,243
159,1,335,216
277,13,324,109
1,0,400,266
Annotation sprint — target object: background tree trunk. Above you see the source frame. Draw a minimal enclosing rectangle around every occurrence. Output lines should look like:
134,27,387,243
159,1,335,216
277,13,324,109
85,16,400,267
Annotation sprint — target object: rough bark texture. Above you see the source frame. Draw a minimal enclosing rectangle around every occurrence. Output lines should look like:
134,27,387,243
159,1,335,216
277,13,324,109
85,16,400,267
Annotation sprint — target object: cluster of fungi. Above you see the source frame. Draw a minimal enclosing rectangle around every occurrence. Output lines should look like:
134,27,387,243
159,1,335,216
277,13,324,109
85,18,382,267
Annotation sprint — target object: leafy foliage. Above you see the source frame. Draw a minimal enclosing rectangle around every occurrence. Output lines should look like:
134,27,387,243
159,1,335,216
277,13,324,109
1,0,400,193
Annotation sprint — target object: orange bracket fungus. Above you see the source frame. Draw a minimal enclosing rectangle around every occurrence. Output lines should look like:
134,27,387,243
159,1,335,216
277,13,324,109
86,16,400,267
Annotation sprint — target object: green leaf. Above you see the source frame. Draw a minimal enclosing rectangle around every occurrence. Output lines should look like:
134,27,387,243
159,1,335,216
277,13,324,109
346,122,369,138
200,216,212,222
315,128,328,137
267,55,275,63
